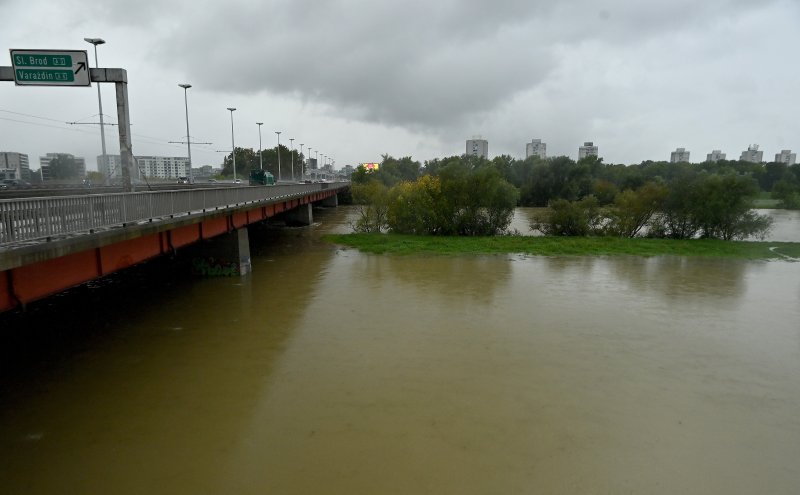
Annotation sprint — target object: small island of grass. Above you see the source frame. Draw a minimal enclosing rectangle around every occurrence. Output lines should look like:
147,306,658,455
325,234,800,260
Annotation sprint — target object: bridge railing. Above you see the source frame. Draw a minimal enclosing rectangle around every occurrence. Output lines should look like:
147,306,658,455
0,183,346,246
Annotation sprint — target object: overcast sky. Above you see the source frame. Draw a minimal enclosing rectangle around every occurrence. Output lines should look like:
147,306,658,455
1,0,798,171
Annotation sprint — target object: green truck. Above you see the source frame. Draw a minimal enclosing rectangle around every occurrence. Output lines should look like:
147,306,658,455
248,169,275,185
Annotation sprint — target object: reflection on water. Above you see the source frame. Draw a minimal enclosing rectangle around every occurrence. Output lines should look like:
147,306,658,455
1,206,799,494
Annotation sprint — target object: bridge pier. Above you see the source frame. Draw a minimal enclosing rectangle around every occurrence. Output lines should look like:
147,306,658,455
191,227,252,277
284,203,313,226
321,194,339,207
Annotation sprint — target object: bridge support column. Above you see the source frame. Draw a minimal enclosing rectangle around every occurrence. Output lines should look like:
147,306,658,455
321,194,338,207
285,203,313,226
192,227,251,276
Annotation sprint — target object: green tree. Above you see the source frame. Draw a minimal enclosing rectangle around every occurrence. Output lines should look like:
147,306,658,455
221,147,259,178
386,176,445,234
436,160,519,235
531,196,602,236
351,181,390,233
605,182,669,237
772,178,800,209
47,155,82,180
693,174,771,240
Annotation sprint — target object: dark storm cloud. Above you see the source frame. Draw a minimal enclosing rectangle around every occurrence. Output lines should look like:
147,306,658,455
75,0,778,132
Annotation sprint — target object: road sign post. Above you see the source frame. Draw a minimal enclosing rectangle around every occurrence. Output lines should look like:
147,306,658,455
10,49,90,87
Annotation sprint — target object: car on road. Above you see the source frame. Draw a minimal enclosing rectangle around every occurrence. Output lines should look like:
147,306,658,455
207,178,217,183
177,177,189,184
233,178,242,184
2,179,32,188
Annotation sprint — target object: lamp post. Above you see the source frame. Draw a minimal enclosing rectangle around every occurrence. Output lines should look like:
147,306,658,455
84,38,107,176
227,108,237,182
299,143,304,179
275,131,282,182
289,138,294,181
256,122,264,170
178,84,193,183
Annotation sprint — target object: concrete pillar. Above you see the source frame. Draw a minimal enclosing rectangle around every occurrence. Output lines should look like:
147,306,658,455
192,227,251,276
285,203,313,226
321,193,338,207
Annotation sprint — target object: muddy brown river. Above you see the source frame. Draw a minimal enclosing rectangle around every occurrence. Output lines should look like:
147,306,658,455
0,207,798,494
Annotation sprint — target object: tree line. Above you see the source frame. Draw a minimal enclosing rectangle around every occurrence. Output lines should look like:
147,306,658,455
351,153,797,239
220,145,303,180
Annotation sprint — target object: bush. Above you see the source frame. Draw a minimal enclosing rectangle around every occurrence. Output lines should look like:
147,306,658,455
380,161,519,236
351,181,389,233
531,196,603,236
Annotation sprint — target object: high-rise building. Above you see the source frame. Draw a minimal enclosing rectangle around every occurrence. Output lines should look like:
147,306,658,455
740,144,763,163
578,141,598,159
39,153,86,181
774,150,796,165
98,154,123,179
135,156,190,179
525,139,546,159
706,150,726,162
0,152,30,180
670,147,691,163
466,137,488,159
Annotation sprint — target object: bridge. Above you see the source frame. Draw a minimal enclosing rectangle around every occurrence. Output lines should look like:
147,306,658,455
0,182,349,313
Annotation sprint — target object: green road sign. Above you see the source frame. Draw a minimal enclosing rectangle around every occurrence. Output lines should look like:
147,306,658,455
9,49,90,86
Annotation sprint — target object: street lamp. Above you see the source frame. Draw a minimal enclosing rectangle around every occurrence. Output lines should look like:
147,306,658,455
289,138,294,181
84,37,107,176
275,131,282,182
227,108,237,182
256,122,264,170
299,143,304,178
178,84,193,183
307,147,312,178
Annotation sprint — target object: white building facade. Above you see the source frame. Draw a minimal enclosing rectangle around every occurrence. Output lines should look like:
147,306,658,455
0,152,30,180
578,141,598,159
525,139,547,159
740,145,763,163
136,156,190,179
466,138,489,159
670,147,691,163
706,150,726,162
774,150,796,165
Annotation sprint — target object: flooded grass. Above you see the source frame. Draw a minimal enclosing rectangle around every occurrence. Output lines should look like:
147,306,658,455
326,234,800,260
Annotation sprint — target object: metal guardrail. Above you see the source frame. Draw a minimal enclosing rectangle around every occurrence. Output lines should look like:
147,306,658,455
0,183,346,246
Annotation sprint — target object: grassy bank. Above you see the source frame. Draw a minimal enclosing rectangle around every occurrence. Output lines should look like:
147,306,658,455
325,234,800,260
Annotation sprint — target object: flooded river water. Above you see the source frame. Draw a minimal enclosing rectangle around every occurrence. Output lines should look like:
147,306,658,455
0,207,798,494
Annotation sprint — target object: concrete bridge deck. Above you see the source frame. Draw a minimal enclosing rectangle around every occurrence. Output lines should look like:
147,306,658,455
0,182,348,313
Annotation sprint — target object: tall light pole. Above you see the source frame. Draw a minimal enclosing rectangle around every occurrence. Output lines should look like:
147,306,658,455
178,84,193,183
289,138,294,181
299,143,304,179
307,147,312,178
275,131,282,182
84,38,107,176
256,122,264,170
227,108,237,182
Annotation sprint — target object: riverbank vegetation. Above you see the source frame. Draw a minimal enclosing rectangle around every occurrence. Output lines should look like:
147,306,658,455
351,158,518,235
352,153,800,211
351,154,781,241
326,234,800,260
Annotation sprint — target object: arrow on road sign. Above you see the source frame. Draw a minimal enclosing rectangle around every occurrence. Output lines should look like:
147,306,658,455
75,62,86,74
